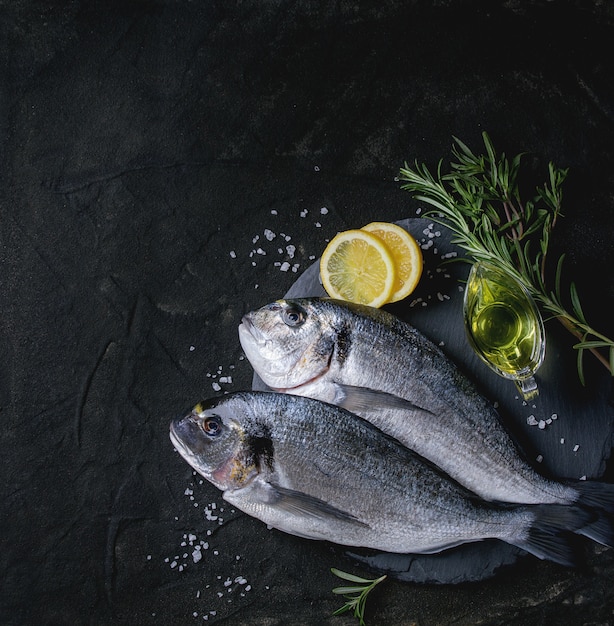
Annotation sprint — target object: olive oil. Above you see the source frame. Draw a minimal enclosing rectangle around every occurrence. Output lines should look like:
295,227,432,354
463,262,545,398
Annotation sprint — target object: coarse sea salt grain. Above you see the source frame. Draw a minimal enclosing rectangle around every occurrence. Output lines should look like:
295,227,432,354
320,207,328,214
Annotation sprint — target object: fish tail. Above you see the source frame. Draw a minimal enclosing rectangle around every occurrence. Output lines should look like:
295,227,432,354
513,505,593,567
576,512,614,548
569,482,614,547
574,481,614,514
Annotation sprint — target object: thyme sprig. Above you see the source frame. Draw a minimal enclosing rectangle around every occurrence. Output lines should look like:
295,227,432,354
331,568,387,626
399,132,614,383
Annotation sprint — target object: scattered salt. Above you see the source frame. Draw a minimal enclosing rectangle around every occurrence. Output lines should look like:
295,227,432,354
279,262,290,272
573,444,580,452
270,209,278,215
536,455,543,463
264,229,276,241
526,415,538,426
211,382,221,392
538,420,546,430
320,207,328,214
229,250,236,259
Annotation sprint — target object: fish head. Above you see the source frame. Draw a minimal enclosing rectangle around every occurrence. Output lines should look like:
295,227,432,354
238,298,336,389
169,396,261,491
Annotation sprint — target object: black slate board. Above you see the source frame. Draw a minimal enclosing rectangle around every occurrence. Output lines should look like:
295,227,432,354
253,217,614,584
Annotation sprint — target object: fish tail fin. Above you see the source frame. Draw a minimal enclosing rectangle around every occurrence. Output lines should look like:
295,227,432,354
576,512,614,548
568,481,614,548
512,504,593,567
574,480,614,514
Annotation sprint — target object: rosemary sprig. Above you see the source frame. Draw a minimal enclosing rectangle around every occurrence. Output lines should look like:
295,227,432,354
398,132,614,384
331,568,387,626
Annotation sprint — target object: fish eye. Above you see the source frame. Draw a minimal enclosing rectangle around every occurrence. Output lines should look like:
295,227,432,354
282,306,305,327
202,415,222,437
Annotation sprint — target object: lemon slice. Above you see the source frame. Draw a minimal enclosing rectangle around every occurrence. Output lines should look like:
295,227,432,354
362,221,423,303
320,229,396,307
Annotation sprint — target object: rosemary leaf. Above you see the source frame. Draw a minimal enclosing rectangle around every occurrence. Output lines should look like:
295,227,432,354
399,133,614,381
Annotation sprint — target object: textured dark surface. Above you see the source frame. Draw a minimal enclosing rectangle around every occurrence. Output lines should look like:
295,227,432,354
2,1,614,624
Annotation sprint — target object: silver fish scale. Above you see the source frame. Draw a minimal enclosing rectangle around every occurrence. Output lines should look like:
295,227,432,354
240,298,580,506
207,392,539,554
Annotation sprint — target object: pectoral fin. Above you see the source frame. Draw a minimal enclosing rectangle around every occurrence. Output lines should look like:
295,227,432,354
268,483,370,527
335,384,433,416
223,478,369,535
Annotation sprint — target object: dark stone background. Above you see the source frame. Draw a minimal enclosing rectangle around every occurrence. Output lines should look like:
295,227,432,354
2,1,614,624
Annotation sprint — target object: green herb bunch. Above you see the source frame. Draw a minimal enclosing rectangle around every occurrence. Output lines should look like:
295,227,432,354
331,568,387,626
399,132,614,383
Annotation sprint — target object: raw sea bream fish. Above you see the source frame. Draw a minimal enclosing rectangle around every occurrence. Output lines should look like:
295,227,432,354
238,297,614,545
170,391,595,565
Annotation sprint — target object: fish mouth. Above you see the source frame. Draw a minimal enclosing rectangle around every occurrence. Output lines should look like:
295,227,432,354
169,419,190,457
239,314,267,346
169,414,207,457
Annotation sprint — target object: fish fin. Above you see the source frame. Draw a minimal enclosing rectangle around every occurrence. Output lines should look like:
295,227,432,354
267,483,370,528
576,512,614,548
224,479,369,529
335,384,433,416
574,481,614,514
512,504,592,567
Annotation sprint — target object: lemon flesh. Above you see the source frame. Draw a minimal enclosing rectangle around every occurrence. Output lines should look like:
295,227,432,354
320,229,396,308
362,222,423,303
